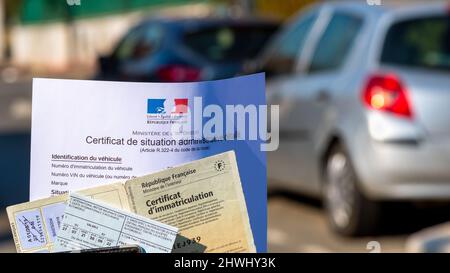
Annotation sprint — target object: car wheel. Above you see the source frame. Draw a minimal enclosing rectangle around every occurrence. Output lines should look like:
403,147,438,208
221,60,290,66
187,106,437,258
323,144,381,236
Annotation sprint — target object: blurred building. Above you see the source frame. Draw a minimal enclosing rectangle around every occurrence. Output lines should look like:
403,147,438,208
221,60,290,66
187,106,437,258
4,0,317,73
8,0,215,73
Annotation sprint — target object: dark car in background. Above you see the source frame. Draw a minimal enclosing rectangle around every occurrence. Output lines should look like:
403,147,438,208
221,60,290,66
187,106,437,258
95,17,279,82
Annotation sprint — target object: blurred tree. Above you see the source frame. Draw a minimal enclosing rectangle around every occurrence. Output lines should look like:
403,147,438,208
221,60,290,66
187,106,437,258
3,0,25,60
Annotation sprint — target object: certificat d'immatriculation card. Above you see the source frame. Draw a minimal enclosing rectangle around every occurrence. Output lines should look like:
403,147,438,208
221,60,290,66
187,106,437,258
53,193,178,253
126,151,255,253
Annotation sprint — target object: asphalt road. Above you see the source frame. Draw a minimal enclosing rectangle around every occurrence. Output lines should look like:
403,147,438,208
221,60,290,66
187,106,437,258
267,190,450,253
267,193,406,253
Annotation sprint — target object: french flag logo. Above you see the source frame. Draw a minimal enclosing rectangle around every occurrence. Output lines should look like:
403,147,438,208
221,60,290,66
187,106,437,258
172,99,188,114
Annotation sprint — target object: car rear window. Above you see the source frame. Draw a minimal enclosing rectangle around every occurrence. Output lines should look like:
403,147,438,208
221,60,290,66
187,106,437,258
381,15,450,71
183,25,277,63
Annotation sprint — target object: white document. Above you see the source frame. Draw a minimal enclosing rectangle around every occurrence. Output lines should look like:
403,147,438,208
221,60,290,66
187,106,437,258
30,76,266,200
53,193,178,253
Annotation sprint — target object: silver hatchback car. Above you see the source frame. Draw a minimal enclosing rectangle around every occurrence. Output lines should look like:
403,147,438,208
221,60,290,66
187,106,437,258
255,1,450,235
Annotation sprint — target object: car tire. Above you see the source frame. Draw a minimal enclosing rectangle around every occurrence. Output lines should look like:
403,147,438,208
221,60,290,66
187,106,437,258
323,144,381,236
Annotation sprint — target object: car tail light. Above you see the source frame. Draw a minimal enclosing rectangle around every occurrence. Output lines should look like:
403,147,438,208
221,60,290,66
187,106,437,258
156,65,201,82
362,73,413,119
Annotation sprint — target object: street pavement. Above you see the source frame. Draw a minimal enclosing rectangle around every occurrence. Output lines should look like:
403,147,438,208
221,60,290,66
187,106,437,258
267,190,450,253
267,193,406,252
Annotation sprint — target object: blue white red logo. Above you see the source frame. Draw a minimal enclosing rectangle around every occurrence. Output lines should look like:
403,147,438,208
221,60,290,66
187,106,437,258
147,98,189,125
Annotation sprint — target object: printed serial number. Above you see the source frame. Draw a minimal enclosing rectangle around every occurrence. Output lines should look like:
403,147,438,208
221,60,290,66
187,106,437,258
173,236,201,250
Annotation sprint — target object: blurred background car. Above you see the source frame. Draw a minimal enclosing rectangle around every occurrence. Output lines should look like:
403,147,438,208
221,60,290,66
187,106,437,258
247,1,450,236
95,17,279,82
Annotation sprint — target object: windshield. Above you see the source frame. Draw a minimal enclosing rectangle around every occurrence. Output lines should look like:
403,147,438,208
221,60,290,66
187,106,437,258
183,25,277,63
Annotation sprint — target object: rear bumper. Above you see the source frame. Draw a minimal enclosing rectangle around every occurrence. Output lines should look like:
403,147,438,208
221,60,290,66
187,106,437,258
350,114,450,201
